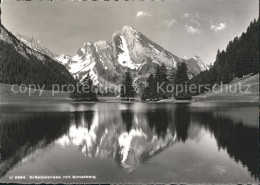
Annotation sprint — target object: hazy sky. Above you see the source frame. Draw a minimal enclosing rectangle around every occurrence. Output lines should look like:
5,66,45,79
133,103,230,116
1,0,258,64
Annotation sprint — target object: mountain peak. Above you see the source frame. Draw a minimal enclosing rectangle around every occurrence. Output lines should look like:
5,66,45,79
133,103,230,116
193,55,201,60
83,42,93,47
122,25,136,32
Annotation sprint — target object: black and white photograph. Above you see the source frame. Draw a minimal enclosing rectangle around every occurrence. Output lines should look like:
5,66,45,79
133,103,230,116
0,0,259,184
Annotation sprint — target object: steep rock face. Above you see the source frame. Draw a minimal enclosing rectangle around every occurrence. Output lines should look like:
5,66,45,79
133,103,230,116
55,26,207,88
111,25,181,73
185,55,208,75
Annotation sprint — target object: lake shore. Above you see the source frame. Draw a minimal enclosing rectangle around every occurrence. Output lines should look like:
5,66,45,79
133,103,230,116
1,73,258,104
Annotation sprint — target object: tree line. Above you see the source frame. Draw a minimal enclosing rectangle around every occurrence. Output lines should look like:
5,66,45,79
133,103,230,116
120,62,191,101
190,18,259,95
69,74,98,101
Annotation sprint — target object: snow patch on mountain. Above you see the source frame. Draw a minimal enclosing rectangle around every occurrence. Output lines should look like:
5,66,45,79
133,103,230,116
80,47,87,54
56,54,70,65
118,36,141,70
100,57,107,70
81,63,99,85
67,51,99,85
197,60,208,71
71,54,82,62
149,43,160,54
172,58,177,68
69,54,92,74
151,57,160,65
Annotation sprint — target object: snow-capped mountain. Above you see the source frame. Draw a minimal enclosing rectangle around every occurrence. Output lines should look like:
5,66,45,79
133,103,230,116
55,26,207,87
14,25,207,88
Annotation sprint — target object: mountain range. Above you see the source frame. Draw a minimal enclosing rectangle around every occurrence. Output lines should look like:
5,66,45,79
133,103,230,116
16,25,207,88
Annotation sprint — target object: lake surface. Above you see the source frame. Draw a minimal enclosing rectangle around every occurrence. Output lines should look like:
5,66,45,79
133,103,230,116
0,102,258,183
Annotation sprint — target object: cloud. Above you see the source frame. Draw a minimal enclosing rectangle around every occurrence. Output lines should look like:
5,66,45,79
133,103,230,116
210,22,226,32
185,25,202,34
160,18,177,28
190,19,201,27
136,11,152,18
183,13,191,18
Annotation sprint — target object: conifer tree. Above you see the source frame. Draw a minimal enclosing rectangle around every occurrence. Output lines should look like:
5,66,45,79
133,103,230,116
147,73,157,100
168,67,176,98
174,62,191,100
120,69,136,100
82,74,98,100
168,67,176,84
159,64,169,99
70,74,98,101
154,64,169,100
142,63,172,101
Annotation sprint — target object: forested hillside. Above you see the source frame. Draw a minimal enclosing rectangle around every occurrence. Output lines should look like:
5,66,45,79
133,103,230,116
0,25,75,90
191,18,259,94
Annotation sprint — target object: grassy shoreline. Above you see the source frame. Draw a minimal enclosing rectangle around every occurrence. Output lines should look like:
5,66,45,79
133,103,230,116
193,74,259,103
1,74,258,104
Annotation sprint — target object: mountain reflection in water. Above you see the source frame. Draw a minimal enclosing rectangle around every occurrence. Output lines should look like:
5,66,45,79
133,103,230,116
55,105,177,172
0,103,258,181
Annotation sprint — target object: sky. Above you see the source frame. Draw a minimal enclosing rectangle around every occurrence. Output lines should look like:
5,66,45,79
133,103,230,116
1,0,258,65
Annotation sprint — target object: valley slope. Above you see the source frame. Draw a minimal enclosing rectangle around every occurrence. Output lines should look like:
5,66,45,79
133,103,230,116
0,25,74,89
193,74,259,102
